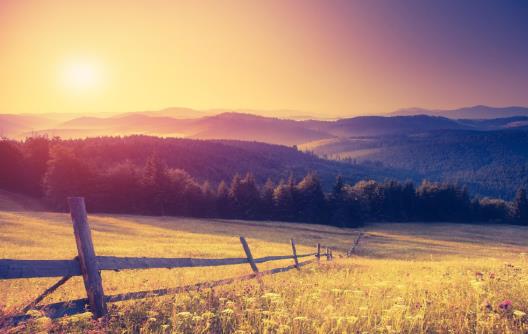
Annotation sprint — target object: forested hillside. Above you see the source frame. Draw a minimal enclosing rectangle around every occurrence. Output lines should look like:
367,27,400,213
302,129,528,199
1,136,528,226
0,135,409,196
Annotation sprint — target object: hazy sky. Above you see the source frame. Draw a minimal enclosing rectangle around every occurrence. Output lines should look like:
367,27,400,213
1,0,527,117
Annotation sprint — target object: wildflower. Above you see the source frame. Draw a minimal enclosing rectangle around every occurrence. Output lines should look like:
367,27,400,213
499,300,513,311
147,317,157,322
222,308,234,315
489,272,496,279
177,311,192,318
201,311,215,319
514,310,527,317
475,272,484,280
262,292,281,300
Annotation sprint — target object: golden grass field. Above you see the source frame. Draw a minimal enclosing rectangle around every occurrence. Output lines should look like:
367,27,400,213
1,203,528,333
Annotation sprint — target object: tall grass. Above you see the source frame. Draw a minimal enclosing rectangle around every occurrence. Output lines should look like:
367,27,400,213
1,211,528,333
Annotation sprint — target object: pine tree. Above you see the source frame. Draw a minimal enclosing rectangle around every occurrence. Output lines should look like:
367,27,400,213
261,178,275,219
0,139,25,192
23,136,50,196
273,179,296,221
42,146,95,210
200,181,216,217
216,180,230,217
296,172,327,223
330,175,347,226
141,153,170,215
229,173,260,218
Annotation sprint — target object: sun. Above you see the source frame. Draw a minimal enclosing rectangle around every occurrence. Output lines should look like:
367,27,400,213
61,59,103,94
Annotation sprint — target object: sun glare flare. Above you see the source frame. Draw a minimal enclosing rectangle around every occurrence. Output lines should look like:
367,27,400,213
61,59,103,94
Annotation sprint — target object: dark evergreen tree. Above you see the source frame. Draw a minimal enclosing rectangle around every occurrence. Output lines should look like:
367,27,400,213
296,172,327,223
216,180,231,218
96,162,142,213
475,198,510,223
199,181,217,217
181,177,205,217
42,146,96,210
229,173,261,219
163,168,198,216
401,181,417,220
260,178,275,219
273,179,296,221
141,153,171,215
0,139,25,192
22,136,50,196
330,176,348,226
353,180,384,220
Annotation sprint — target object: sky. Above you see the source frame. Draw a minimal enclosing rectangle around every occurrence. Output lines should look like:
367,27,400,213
1,0,527,117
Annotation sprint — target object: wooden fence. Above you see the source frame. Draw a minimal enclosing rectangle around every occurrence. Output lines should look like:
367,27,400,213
0,197,336,326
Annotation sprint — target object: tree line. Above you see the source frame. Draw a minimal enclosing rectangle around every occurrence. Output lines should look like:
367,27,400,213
1,137,527,226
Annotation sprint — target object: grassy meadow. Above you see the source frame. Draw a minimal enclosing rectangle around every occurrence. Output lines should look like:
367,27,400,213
1,207,528,333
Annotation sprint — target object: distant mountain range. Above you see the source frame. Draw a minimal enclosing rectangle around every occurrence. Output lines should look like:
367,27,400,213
391,105,528,119
3,105,528,144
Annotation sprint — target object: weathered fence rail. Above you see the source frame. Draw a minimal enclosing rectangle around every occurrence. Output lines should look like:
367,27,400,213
0,197,339,326
0,253,315,280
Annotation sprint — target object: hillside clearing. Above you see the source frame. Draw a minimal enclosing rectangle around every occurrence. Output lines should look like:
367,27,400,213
1,210,528,333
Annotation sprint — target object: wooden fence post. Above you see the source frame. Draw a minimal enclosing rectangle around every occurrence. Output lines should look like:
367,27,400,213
68,197,107,318
239,237,259,274
316,243,321,262
348,232,364,256
290,239,299,269
326,247,330,261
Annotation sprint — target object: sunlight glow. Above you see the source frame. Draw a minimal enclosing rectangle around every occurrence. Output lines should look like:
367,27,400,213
61,59,103,94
